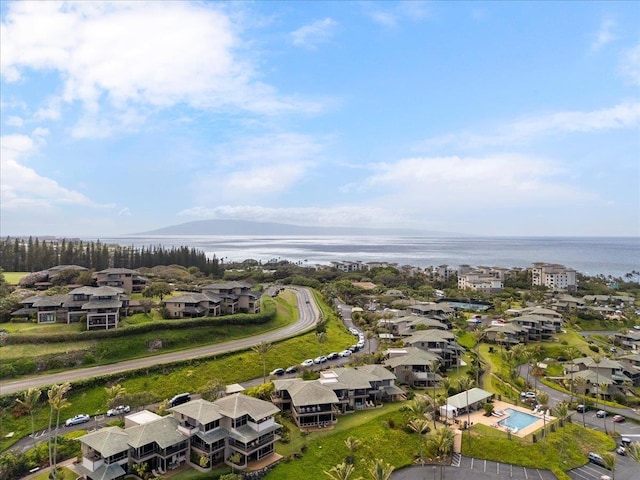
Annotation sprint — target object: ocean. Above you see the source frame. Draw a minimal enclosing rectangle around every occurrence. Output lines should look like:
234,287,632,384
101,236,639,279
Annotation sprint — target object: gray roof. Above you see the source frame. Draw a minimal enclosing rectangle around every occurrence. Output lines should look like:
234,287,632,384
287,381,339,406
31,294,67,308
164,293,208,304
170,399,222,424
384,347,441,368
447,388,493,409
214,393,279,421
405,329,455,344
77,463,126,480
126,416,185,449
82,299,122,309
228,422,281,443
92,286,124,296
78,426,128,457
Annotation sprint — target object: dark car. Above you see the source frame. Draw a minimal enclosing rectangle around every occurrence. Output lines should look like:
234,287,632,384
270,368,285,376
168,393,191,407
326,352,339,360
285,365,298,374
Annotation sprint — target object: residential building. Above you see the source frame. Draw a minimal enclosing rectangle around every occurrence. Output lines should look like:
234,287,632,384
76,394,281,479
403,329,463,370
95,268,148,293
201,282,261,314
383,347,442,387
163,293,222,319
12,285,129,329
531,263,577,292
484,323,528,345
330,261,363,272
458,267,504,293
612,329,640,351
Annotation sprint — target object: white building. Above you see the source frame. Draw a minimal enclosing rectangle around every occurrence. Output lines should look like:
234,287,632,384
531,263,577,292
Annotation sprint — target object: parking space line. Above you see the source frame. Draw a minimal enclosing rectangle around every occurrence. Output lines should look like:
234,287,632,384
497,462,499,475
569,469,592,480
484,459,487,472
470,458,474,469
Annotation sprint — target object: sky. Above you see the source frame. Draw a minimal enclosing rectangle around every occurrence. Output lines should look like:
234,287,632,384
1,1,639,237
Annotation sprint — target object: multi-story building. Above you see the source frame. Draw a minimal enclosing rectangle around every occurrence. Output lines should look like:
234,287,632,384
457,267,504,293
531,263,577,292
12,285,129,329
201,282,261,314
95,268,148,293
403,329,463,370
76,393,281,479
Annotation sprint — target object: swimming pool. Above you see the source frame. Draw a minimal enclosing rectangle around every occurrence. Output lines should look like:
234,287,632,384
498,408,539,430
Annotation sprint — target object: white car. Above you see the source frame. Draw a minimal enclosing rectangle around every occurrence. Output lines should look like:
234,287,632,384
339,350,352,357
65,414,90,426
106,405,130,417
357,340,365,349
301,359,314,367
314,355,327,364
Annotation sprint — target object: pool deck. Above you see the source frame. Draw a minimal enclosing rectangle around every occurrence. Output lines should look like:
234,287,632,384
463,400,554,437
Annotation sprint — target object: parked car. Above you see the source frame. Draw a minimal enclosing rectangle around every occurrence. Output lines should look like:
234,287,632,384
616,445,626,456
357,340,365,349
106,405,130,417
576,404,588,413
633,325,640,330
612,415,625,423
520,391,536,399
588,452,606,467
349,344,360,352
270,368,285,376
168,393,191,407
65,414,90,427
301,359,315,367
339,349,352,357
596,410,607,418
314,356,327,364
327,352,339,360
621,437,632,446
285,365,298,374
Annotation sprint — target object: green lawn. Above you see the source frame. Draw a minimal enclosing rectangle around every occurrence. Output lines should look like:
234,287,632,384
2,271,29,285
270,403,421,480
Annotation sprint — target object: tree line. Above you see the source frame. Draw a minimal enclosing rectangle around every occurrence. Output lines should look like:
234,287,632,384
0,237,222,276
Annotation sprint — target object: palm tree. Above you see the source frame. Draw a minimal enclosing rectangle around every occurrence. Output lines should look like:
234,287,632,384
324,462,360,480
472,330,485,386
407,418,430,468
564,347,578,404
430,360,441,429
365,330,375,354
252,341,273,384
536,391,549,449
553,402,568,460
344,436,362,464
592,354,601,409
573,376,587,427
599,381,610,433
367,458,394,480
407,396,431,419
48,383,71,478
457,377,474,446
602,452,616,480
16,387,41,447
427,426,455,480
105,384,126,413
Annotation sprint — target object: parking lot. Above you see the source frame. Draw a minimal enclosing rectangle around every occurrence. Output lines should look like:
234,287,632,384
391,456,557,480
568,452,639,480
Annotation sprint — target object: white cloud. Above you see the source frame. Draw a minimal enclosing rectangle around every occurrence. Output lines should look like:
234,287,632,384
0,133,108,211
1,1,323,137
177,205,401,227
360,154,593,208
191,133,325,201
5,116,23,127
290,18,337,49
363,1,429,28
118,207,132,217
34,98,62,121
619,44,640,86
422,101,640,151
591,17,617,52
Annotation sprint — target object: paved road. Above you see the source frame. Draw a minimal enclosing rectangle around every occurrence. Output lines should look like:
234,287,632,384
0,287,319,396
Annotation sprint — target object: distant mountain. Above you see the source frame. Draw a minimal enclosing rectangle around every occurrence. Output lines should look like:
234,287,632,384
133,219,450,236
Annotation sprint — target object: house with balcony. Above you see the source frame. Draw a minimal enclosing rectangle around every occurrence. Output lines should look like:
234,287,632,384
163,292,222,319
76,427,129,480
271,366,403,430
95,268,147,293
12,286,129,329
612,329,640,351
483,323,529,346
403,329,463,370
76,394,281,477
271,379,339,429
618,353,640,386
563,356,632,400
508,314,557,341
531,263,577,292
201,282,261,314
383,347,442,387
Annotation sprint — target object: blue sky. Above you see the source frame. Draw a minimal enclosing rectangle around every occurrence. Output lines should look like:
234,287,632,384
1,1,638,237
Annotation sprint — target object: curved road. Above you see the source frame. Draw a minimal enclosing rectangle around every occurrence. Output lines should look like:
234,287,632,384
0,287,319,397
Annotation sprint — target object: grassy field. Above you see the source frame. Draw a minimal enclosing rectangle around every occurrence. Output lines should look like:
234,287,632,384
0,290,355,451
2,271,29,285
269,404,421,480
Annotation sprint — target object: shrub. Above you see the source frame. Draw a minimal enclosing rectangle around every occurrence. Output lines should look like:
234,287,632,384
588,345,600,353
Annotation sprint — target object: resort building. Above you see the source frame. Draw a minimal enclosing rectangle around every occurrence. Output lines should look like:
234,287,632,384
403,329,464,370
76,393,281,479
531,263,577,292
95,268,148,293
383,347,442,387
162,282,261,318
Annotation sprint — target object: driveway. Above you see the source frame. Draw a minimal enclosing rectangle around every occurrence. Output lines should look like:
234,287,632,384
0,287,319,396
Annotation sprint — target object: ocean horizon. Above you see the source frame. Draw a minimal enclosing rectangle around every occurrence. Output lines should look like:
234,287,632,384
99,235,640,280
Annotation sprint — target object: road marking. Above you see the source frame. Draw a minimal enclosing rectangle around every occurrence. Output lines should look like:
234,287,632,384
484,459,487,472
524,466,528,479
470,458,474,469
497,462,499,475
